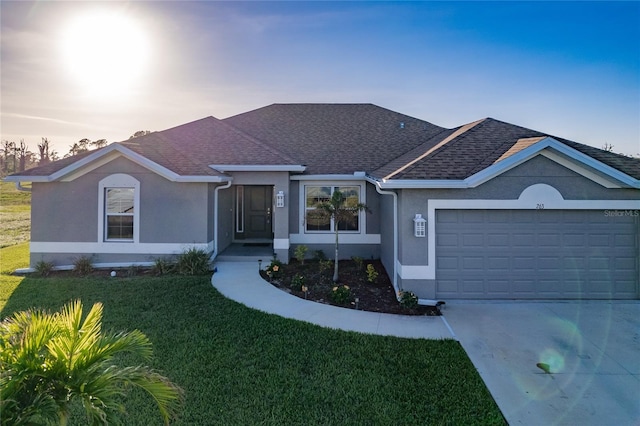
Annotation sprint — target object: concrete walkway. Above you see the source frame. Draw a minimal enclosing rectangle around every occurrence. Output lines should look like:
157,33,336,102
211,261,454,339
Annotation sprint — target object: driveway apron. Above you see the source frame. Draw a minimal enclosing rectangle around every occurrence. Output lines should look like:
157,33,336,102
443,301,640,426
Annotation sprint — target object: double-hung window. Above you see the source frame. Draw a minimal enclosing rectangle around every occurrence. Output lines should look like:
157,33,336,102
99,174,139,243
305,185,361,233
105,188,135,240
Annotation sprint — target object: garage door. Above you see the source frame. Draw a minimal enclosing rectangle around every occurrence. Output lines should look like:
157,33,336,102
436,210,639,299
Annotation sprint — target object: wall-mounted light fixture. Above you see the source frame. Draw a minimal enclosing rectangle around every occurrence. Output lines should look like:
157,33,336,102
413,213,426,237
276,190,285,208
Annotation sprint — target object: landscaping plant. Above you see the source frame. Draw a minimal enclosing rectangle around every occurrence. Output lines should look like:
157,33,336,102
330,284,351,305
176,247,210,275
366,263,379,283
72,255,93,276
307,190,369,282
293,245,308,264
0,300,183,425
399,290,419,309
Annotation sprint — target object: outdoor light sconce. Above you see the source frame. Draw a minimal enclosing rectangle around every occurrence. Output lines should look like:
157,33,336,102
276,191,285,208
413,213,426,237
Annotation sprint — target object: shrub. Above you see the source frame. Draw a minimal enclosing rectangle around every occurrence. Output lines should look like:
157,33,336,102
330,285,351,305
399,290,418,309
318,259,333,275
312,250,327,261
152,257,174,276
366,264,378,283
351,256,364,270
294,245,308,264
34,260,55,277
176,248,210,275
266,257,283,281
73,255,93,276
290,273,305,291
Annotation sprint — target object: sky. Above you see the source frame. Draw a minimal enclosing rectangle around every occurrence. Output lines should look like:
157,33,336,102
1,1,639,157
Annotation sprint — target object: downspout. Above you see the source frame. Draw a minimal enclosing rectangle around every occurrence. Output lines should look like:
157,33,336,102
373,181,400,298
210,180,232,261
373,180,444,309
14,182,32,192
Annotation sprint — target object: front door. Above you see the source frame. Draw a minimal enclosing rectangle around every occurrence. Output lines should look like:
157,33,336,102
244,186,273,239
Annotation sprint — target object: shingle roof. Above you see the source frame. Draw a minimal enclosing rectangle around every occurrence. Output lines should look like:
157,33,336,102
7,104,640,182
377,117,640,180
223,104,447,174
120,116,299,176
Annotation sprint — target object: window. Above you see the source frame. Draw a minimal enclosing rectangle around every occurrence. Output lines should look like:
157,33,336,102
98,174,139,243
105,188,134,240
305,185,361,233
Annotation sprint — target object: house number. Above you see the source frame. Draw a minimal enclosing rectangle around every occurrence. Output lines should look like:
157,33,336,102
536,203,545,210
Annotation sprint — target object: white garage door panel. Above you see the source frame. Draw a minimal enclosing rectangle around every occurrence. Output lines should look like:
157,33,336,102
436,210,639,299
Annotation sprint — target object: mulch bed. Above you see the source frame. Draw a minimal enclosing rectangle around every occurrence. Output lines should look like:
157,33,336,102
260,259,440,316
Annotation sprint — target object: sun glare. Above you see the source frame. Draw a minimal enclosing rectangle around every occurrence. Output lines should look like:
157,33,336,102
60,10,150,99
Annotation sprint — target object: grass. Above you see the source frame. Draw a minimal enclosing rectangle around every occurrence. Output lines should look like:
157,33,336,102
0,181,31,247
0,245,505,425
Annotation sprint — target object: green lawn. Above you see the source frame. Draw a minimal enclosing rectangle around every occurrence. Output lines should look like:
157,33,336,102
0,181,31,247
0,244,505,425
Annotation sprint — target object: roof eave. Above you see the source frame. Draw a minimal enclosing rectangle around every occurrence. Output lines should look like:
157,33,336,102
371,137,640,190
210,164,306,173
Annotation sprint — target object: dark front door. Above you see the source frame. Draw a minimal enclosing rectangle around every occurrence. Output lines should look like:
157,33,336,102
244,186,272,239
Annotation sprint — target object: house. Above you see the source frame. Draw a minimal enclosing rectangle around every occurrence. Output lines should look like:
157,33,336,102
5,104,640,300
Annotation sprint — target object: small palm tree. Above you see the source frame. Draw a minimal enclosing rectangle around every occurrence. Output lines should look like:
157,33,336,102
0,300,182,425
309,189,369,282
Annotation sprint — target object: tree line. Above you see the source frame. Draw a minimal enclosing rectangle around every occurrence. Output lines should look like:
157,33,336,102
1,131,152,177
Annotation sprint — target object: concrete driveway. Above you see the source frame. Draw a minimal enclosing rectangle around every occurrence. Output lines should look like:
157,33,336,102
443,301,639,426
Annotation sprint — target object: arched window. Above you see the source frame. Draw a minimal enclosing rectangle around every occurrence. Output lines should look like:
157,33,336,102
98,174,140,242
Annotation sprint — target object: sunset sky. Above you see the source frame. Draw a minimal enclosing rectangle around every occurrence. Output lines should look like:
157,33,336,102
1,1,639,157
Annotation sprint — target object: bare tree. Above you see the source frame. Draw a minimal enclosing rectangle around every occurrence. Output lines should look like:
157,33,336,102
16,139,29,172
602,143,614,152
38,137,52,165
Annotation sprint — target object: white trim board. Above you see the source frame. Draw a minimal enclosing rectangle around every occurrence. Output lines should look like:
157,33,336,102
290,233,381,245
30,241,214,255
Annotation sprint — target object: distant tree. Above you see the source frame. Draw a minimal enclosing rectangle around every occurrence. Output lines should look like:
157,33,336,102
602,143,614,152
38,137,52,165
77,138,90,153
2,140,16,175
16,139,30,172
130,130,152,139
90,138,108,149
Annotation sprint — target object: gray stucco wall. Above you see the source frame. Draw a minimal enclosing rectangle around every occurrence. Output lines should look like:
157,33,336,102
395,154,640,298
30,157,212,267
377,191,396,284
398,154,640,267
216,185,233,253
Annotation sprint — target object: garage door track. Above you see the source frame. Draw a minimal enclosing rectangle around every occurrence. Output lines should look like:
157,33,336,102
444,301,639,426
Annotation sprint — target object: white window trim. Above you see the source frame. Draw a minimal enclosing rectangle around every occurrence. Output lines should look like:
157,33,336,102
301,181,366,234
98,174,140,243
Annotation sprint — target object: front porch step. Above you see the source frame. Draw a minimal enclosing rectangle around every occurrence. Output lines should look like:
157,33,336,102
214,255,268,264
